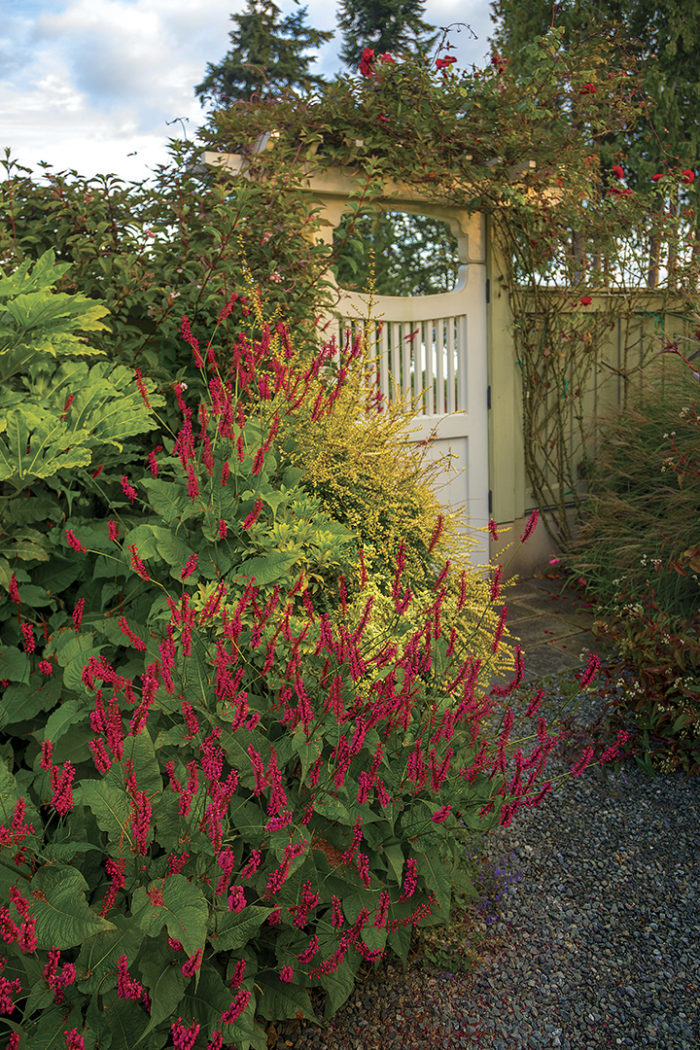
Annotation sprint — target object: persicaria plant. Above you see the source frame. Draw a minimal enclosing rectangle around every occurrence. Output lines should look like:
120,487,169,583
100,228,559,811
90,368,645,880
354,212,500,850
0,301,621,1049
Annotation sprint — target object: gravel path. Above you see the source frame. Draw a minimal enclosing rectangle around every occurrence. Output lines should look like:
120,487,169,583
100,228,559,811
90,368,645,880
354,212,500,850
274,681,699,1050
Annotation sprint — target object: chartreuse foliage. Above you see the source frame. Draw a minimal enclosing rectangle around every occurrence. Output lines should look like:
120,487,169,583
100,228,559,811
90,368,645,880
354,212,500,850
0,273,606,1049
284,353,512,694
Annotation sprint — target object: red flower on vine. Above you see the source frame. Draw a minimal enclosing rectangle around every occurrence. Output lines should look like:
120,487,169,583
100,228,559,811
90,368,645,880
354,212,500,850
579,295,592,306
579,82,596,95
359,48,374,77
682,169,695,184
611,165,625,180
436,55,457,70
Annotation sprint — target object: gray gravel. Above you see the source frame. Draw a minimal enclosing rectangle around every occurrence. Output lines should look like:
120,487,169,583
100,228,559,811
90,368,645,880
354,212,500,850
276,686,700,1050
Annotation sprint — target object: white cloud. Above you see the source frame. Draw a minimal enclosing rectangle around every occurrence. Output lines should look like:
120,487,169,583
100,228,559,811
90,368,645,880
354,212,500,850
2,0,496,181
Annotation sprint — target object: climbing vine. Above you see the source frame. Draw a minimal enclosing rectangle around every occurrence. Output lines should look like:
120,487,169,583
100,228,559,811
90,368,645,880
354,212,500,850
202,27,698,542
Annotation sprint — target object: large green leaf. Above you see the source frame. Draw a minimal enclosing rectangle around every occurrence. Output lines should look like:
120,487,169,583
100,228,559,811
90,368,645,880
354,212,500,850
78,780,132,845
132,874,208,957
0,646,30,684
211,906,270,952
102,996,151,1050
138,478,189,526
233,551,299,586
31,864,116,949
138,952,188,1041
0,678,61,729
120,727,163,797
41,698,86,746
0,407,93,483
76,914,145,993
256,972,317,1022
320,954,359,1019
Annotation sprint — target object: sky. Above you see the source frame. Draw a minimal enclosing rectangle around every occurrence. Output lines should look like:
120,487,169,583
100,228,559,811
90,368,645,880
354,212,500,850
1,0,497,183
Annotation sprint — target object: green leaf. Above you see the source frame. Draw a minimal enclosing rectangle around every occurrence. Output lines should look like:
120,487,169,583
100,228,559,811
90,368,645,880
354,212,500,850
0,678,61,729
320,955,359,1018
233,552,298,586
138,952,188,1041
291,726,322,785
381,841,405,884
41,698,85,746
78,780,132,845
138,478,189,526
76,914,145,993
179,965,234,1039
104,996,151,1050
120,727,163,797
0,646,30,684
256,972,317,1022
31,864,116,949
211,906,270,952
313,794,353,824
132,874,208,957
418,850,453,918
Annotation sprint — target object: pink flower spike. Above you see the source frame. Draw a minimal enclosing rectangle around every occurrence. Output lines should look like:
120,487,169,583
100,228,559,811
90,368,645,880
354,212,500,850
242,498,263,530
279,965,294,983
578,652,600,689
72,598,85,630
64,1030,86,1050
39,659,53,675
520,508,539,543
431,805,452,824
65,528,86,553
170,1018,200,1050
120,476,138,504
21,622,35,653
9,573,20,604
181,554,198,581
134,369,151,409
108,519,119,542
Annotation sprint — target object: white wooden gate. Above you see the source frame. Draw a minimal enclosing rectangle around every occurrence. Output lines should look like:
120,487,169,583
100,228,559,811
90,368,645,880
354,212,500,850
202,152,490,567
327,234,489,568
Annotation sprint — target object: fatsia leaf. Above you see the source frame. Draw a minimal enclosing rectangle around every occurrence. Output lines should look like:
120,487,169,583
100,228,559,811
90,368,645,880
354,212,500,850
0,408,93,484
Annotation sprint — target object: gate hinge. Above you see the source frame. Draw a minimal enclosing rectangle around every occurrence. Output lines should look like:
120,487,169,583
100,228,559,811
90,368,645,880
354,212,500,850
487,385,491,410
485,278,491,304
488,490,493,516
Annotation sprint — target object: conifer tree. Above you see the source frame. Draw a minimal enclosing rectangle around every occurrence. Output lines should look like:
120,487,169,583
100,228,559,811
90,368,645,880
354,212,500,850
337,0,439,69
195,0,332,106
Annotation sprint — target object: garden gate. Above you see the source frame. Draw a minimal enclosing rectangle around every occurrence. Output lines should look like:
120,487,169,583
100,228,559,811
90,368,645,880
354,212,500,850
309,175,491,569
204,155,491,568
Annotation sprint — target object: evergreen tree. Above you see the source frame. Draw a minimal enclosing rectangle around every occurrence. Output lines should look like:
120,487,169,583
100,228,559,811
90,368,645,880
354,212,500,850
337,0,439,69
195,0,333,107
